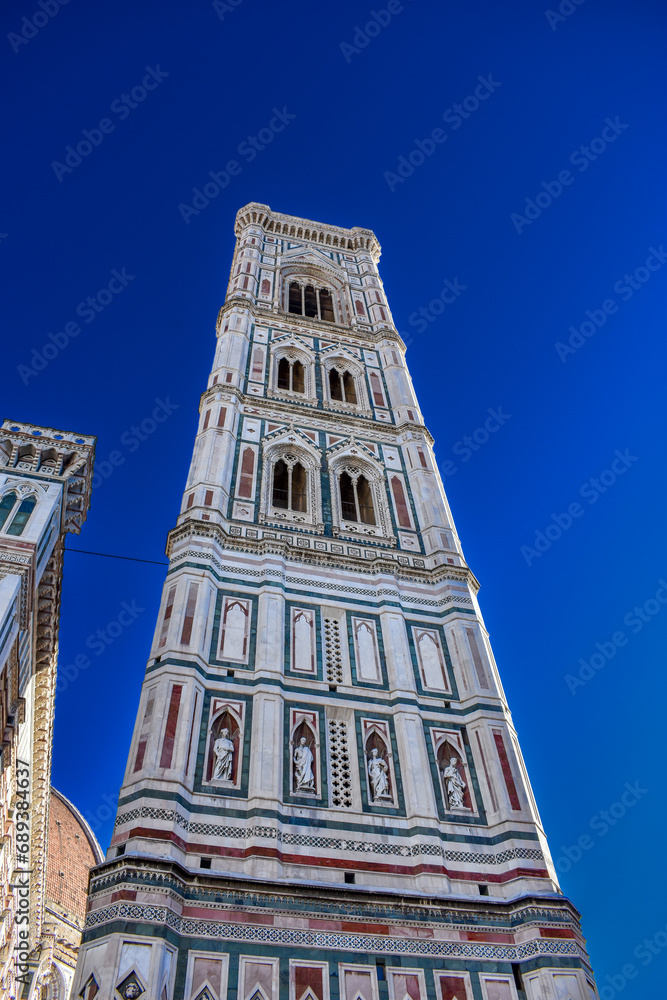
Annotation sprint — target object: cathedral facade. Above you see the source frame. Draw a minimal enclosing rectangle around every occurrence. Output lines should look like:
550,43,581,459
72,205,597,1000
0,420,96,998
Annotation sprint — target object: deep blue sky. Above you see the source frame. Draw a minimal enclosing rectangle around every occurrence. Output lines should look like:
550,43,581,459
2,0,665,993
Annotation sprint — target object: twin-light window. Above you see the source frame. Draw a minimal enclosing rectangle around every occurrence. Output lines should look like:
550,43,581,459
0,491,36,536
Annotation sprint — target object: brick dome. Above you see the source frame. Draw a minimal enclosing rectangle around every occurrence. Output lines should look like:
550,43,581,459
46,787,104,931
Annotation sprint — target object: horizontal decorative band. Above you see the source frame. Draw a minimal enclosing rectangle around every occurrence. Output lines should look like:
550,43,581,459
85,902,583,963
114,808,544,866
111,825,548,883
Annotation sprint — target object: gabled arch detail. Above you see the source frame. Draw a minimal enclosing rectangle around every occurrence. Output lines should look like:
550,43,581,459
259,429,323,530
269,338,316,400
327,441,393,541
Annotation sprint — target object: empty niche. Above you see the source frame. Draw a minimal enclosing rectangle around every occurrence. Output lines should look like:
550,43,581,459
351,617,381,683
412,626,450,693
219,597,251,663
290,608,316,674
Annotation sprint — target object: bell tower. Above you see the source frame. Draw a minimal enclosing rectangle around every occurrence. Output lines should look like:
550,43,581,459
72,205,598,1000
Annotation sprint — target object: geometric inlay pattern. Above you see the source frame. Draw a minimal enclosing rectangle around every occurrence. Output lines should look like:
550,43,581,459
323,618,344,684
114,807,543,865
116,808,544,865
328,719,352,807
85,902,585,963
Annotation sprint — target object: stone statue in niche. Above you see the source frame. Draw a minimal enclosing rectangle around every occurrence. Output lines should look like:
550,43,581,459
213,727,235,781
293,736,315,792
442,756,466,808
367,747,391,801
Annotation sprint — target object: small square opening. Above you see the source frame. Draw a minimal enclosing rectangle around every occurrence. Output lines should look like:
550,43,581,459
227,669,235,678
116,845,125,857
478,884,489,896
329,684,337,692
344,872,355,884
200,857,212,869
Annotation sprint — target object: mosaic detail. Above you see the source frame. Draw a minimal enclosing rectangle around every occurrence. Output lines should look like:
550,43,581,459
114,808,543,865
85,903,583,963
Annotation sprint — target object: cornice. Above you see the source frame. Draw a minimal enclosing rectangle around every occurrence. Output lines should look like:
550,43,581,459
165,519,479,592
200,381,435,447
216,297,407,352
0,420,96,534
234,203,381,261
87,855,583,926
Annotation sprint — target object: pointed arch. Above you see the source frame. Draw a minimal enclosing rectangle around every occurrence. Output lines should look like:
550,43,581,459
0,490,18,530
6,493,36,536
206,704,242,784
260,432,323,528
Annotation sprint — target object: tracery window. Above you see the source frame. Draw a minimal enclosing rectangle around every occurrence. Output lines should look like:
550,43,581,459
339,470,375,524
0,491,18,530
0,491,36,536
272,457,307,512
288,281,335,322
277,357,305,393
328,367,357,404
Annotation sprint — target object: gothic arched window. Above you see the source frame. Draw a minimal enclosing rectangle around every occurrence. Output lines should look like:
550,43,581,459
304,285,318,318
339,471,375,525
342,371,357,403
0,491,18,530
287,281,336,322
277,357,305,393
6,495,36,536
329,368,357,404
289,281,302,314
272,457,307,512
319,288,334,322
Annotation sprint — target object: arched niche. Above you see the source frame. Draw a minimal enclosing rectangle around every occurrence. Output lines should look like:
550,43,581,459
206,707,242,785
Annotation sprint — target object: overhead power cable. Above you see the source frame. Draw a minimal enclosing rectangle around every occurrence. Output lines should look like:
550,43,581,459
65,547,168,566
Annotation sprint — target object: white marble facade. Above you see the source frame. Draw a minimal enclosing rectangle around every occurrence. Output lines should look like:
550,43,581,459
71,205,598,1000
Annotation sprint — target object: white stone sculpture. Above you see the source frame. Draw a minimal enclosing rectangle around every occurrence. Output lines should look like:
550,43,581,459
443,756,466,808
293,736,315,791
213,727,234,781
367,747,391,801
